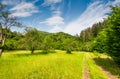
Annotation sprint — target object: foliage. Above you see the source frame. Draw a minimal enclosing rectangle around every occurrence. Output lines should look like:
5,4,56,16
79,20,107,52
42,35,54,53
77,6,120,66
0,3,22,56
4,29,24,50
105,6,120,65
24,28,40,54
80,21,107,42
64,38,73,54
92,29,107,53
90,6,120,65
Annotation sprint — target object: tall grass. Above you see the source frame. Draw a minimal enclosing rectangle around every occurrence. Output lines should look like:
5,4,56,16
0,50,84,79
0,50,119,79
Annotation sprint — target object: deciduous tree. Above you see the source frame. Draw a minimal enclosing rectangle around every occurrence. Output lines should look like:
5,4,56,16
0,3,22,56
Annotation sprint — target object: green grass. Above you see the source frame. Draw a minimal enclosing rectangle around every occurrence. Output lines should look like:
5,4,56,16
0,50,84,79
0,50,119,79
93,53,120,78
85,53,108,79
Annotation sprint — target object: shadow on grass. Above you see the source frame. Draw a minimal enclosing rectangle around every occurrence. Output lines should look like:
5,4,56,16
14,50,56,57
93,57,120,77
66,52,73,55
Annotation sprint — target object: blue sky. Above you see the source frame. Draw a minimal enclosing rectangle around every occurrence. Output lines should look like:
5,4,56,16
0,0,120,35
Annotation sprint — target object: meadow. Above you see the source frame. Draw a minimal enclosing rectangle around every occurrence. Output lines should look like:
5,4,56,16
0,50,120,79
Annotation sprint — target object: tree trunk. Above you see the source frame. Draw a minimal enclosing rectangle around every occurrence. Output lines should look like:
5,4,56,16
0,37,6,56
0,49,2,56
31,49,34,54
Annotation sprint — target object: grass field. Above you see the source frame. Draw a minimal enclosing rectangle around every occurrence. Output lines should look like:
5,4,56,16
0,50,120,79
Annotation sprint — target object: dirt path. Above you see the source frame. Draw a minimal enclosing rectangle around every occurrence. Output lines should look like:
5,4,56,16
84,56,90,79
98,66,117,79
85,53,117,79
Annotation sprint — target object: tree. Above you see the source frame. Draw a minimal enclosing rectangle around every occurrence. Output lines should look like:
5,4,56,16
63,38,74,54
25,28,40,54
92,6,120,65
4,30,24,50
0,3,22,56
105,6,120,65
42,35,54,53
92,29,107,53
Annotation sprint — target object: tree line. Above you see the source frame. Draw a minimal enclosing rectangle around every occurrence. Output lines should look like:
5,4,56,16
4,28,81,54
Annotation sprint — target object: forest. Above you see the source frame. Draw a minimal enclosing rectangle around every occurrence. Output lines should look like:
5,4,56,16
0,2,120,79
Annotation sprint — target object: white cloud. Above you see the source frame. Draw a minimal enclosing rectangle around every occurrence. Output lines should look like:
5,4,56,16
40,14,64,26
112,0,120,6
41,0,64,33
40,7,64,26
10,2,38,17
42,0,62,6
1,0,25,5
42,0,62,11
40,0,64,33
49,26,63,33
63,0,119,35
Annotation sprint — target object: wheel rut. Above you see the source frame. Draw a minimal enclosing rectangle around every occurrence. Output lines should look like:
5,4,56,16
84,55,90,79
98,65,117,79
